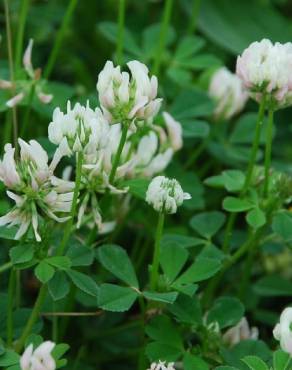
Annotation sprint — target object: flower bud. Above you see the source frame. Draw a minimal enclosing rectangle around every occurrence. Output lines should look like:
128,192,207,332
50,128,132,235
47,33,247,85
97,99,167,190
148,361,176,370
97,60,162,125
146,176,191,214
163,112,183,151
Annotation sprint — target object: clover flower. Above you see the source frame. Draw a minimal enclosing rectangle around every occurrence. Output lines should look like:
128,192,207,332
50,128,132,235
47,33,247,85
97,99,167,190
148,361,176,370
0,39,53,108
273,307,292,355
48,101,109,153
96,60,162,125
223,317,259,347
162,112,183,151
209,67,248,120
236,39,292,108
0,139,74,241
20,341,56,370
146,176,191,214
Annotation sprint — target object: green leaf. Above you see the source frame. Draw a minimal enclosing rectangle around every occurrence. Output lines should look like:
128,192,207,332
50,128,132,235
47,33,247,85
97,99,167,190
273,350,291,370
207,296,244,329
145,342,181,363
253,275,292,297
121,178,150,200
66,244,94,266
66,270,98,297
0,350,20,366
161,234,204,248
242,356,269,370
98,284,138,312
174,36,205,60
246,208,266,229
183,353,209,370
198,0,292,55
48,271,70,301
52,343,70,360
223,197,253,212
35,261,55,284
175,257,221,285
143,291,178,304
9,244,34,264
272,211,292,242
160,244,188,282
146,315,182,347
230,114,269,145
222,170,246,192
97,244,139,288
0,226,17,240
181,119,210,139
216,367,239,370
46,256,71,270
190,211,226,238
168,294,202,325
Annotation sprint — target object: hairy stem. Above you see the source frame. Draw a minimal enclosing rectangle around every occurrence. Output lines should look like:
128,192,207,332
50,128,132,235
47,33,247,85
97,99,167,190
109,122,129,183
150,212,165,291
263,107,274,196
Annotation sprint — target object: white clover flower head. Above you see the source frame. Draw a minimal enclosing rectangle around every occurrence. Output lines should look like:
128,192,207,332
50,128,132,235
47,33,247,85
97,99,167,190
96,60,162,125
162,112,183,151
0,39,53,108
146,176,191,214
48,101,109,154
20,341,56,370
0,139,74,241
273,307,292,355
147,361,176,370
209,67,248,120
223,317,259,347
236,39,292,108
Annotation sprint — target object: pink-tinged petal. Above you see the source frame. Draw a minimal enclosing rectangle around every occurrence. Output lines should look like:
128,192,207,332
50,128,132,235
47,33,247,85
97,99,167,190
6,92,25,107
20,344,34,370
23,39,34,77
38,91,53,104
0,79,14,89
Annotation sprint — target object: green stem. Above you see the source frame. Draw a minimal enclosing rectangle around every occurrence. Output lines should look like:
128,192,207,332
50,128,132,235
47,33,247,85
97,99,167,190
15,0,30,70
0,261,13,274
52,302,58,342
188,0,202,34
15,284,48,353
43,0,78,79
4,0,18,150
153,0,174,76
263,108,274,196
20,84,35,138
7,269,16,347
150,212,165,291
56,151,83,256
243,96,266,193
109,122,129,183
222,213,236,253
116,0,126,65
184,138,208,170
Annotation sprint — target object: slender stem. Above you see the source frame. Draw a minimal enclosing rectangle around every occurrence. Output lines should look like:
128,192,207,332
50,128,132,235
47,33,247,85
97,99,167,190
52,303,58,342
4,0,18,150
15,285,48,353
263,108,274,196
222,98,267,253
153,0,174,76
0,261,13,274
243,96,266,193
116,0,126,65
56,152,83,256
15,0,30,70
188,0,202,34
150,212,165,291
20,84,36,138
222,213,236,253
7,269,16,347
15,270,21,308
43,0,78,79
109,122,129,183
184,138,208,170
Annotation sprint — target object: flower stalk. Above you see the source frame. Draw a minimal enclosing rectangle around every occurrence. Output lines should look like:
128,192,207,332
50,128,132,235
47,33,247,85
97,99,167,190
263,106,275,196
150,212,165,291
